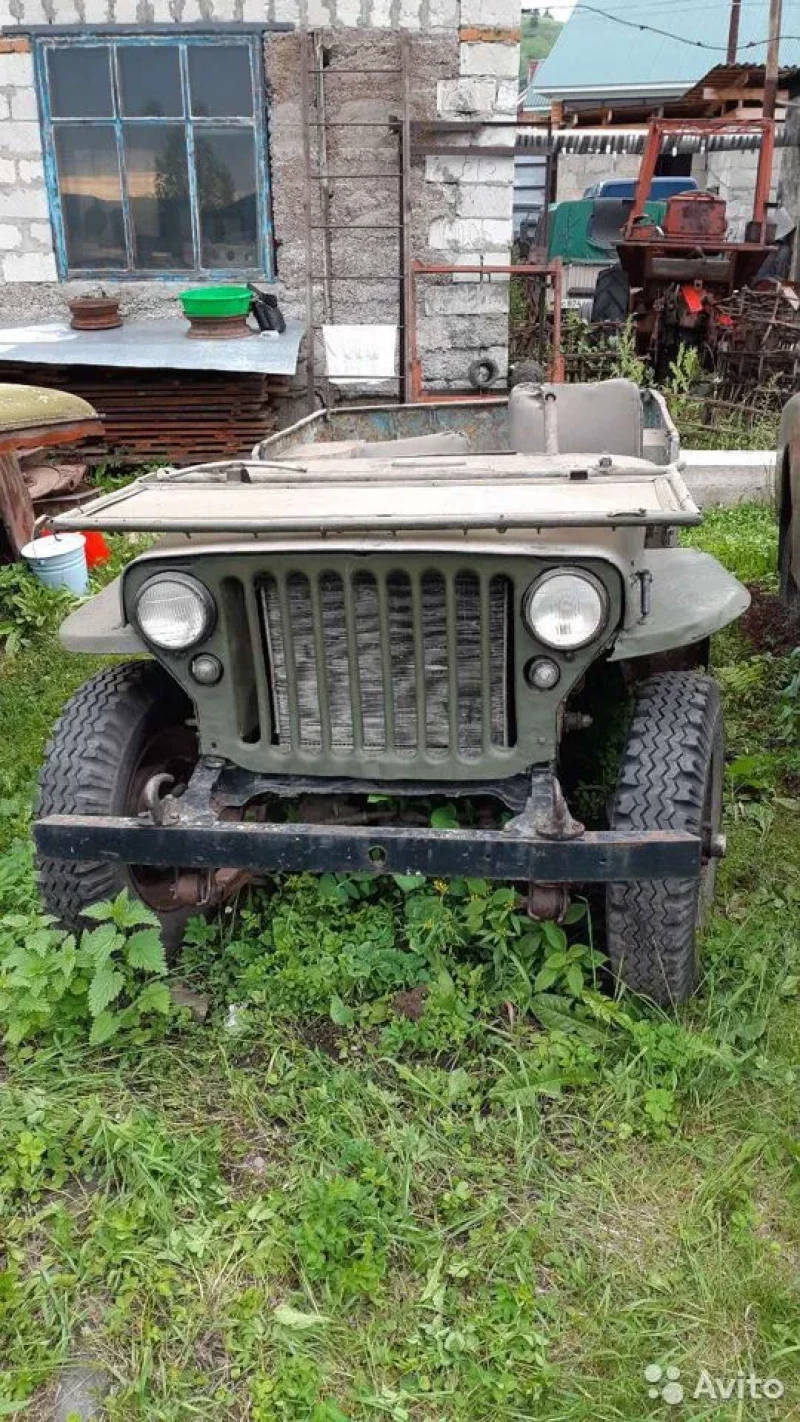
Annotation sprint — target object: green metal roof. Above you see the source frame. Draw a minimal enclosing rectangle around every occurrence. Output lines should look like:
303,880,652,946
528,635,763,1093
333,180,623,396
535,0,800,97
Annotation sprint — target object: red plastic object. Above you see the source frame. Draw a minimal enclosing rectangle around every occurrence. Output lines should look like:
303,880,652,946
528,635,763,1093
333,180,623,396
83,530,111,568
680,283,705,315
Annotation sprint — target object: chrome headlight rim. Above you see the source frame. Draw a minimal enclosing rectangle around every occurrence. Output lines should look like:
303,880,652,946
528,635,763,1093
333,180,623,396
133,572,216,652
522,568,609,652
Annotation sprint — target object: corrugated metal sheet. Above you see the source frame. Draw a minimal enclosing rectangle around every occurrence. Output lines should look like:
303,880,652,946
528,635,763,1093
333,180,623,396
516,125,789,154
521,84,552,114
535,0,800,98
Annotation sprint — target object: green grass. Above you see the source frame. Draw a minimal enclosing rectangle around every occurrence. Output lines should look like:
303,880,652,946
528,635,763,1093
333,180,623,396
1,508,799,1419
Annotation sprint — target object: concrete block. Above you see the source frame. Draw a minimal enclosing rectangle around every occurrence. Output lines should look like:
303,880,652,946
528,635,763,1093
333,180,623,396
681,449,774,507
451,248,511,280
336,0,362,24
494,78,518,114
399,0,422,27
10,88,39,122
19,0,51,20
16,158,44,184
459,41,519,77
423,280,509,315
0,122,45,158
471,123,516,148
460,0,519,28
425,153,514,185
81,0,112,19
240,0,267,16
420,341,507,383
112,0,140,18
457,182,513,218
428,0,459,25
0,158,14,184
29,220,54,246
428,215,512,250
0,186,49,218
2,249,58,281
0,51,34,88
0,223,23,250
437,77,497,116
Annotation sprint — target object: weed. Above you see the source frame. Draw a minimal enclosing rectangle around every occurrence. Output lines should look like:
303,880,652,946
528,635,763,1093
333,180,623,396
0,504,798,1418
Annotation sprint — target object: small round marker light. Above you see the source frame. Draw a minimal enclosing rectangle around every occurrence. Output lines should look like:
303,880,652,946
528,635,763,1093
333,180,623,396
526,657,560,691
190,653,223,686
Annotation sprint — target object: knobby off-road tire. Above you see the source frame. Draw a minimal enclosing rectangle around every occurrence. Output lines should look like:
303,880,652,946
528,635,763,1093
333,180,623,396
606,672,724,1007
36,661,197,941
590,265,630,324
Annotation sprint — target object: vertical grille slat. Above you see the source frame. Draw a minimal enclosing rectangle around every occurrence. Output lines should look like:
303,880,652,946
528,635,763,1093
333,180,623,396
479,573,493,756
410,569,428,755
376,574,397,754
342,574,365,755
258,561,514,760
273,573,301,750
445,571,460,757
309,575,333,756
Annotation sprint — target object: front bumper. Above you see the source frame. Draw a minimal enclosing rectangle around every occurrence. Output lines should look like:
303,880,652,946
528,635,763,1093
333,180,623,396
34,814,700,882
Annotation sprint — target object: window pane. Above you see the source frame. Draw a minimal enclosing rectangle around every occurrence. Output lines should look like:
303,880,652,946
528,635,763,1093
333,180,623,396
54,125,126,270
124,124,193,270
48,46,113,118
196,129,257,268
118,45,182,118
188,46,253,117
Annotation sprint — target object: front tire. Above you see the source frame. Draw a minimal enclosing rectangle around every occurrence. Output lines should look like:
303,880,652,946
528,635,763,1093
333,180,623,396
36,661,198,940
606,672,724,1006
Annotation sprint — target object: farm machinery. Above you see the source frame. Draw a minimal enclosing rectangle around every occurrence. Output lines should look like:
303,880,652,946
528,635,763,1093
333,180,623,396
596,117,784,374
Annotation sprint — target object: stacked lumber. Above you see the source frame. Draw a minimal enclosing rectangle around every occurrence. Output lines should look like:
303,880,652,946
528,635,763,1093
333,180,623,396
0,363,286,468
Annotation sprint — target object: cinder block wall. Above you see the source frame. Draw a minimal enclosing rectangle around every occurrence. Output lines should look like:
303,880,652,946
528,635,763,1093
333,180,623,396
0,4,519,394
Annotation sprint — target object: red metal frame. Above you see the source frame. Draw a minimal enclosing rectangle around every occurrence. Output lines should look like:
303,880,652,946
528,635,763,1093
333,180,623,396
408,259,564,403
624,117,776,244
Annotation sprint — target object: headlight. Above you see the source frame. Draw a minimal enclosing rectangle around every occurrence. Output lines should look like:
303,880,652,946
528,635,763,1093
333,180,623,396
134,574,215,651
523,570,608,650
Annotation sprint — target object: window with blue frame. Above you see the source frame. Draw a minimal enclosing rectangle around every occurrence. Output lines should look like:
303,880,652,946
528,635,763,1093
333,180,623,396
35,35,273,279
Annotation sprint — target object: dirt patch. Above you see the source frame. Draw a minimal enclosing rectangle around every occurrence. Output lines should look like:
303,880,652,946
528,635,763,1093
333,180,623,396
741,586,799,656
391,985,428,1021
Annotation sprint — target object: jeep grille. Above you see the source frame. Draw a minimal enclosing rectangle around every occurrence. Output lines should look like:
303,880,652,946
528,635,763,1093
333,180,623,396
258,567,514,758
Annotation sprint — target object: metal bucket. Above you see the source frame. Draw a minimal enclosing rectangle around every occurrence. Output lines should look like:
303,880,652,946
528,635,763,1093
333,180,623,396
21,532,88,594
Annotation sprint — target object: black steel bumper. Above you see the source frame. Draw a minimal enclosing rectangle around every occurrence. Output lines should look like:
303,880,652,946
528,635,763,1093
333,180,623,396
33,814,702,882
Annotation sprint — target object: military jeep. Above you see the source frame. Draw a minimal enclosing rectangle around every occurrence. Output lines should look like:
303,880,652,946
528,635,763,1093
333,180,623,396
34,378,750,1006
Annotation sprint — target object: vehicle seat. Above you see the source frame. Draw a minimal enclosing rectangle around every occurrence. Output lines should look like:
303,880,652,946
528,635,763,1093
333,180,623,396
508,378,644,458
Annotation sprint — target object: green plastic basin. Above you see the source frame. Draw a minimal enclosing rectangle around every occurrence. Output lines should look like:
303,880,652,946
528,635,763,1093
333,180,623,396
179,285,251,318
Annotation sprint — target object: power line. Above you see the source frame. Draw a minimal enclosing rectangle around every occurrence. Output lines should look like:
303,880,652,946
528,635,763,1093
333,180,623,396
574,1,800,50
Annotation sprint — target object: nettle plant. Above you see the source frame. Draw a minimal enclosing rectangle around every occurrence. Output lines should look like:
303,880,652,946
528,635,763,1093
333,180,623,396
0,891,173,1047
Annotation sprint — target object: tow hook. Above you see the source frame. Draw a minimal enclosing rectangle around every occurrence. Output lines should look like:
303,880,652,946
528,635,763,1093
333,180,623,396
141,773,177,826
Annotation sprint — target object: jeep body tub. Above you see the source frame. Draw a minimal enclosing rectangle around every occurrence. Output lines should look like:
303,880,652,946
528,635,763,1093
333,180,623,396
35,383,747,915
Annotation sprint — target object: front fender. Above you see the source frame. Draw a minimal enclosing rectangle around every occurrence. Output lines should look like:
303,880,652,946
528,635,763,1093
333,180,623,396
609,549,749,661
59,576,147,655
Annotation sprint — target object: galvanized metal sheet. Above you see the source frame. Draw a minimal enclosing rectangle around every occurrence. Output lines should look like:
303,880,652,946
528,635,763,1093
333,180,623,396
0,318,304,377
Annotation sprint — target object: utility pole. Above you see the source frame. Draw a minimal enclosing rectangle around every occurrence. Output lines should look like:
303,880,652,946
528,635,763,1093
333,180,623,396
726,0,741,64
763,0,782,121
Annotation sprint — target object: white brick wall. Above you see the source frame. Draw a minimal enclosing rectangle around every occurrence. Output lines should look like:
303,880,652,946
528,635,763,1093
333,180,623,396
460,42,519,78
428,216,513,250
